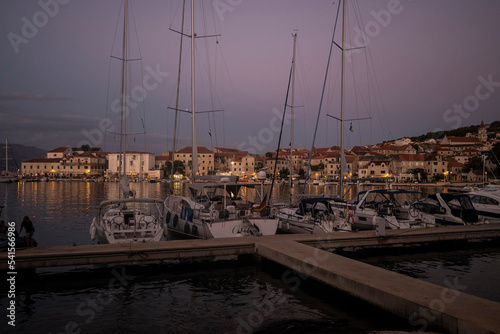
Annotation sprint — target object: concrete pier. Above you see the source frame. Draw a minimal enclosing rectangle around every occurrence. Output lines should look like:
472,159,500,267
4,224,499,270
256,238,500,334
3,224,500,333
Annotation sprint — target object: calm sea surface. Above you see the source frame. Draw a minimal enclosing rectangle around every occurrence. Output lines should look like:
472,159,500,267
0,181,498,333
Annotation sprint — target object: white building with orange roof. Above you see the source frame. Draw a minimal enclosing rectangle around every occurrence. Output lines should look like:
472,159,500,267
22,148,106,177
46,146,72,159
324,154,356,180
447,160,466,181
228,154,255,179
107,151,156,178
174,146,214,176
393,154,427,182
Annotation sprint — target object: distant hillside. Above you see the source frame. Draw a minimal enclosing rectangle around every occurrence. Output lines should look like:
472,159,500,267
0,143,46,172
409,121,500,143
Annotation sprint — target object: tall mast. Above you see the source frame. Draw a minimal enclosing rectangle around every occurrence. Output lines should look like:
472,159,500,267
289,32,297,191
190,0,198,181
170,0,186,179
119,0,128,198
339,0,346,198
304,2,341,188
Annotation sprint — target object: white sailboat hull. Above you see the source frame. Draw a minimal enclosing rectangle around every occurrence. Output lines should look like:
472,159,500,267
165,214,278,239
91,198,165,244
164,195,278,239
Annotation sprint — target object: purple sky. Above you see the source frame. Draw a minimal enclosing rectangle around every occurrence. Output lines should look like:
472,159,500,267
1,0,500,155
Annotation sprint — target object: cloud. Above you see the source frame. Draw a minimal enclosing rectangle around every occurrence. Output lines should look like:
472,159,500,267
0,92,73,101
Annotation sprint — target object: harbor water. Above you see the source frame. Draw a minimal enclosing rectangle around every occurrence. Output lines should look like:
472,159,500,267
1,181,499,333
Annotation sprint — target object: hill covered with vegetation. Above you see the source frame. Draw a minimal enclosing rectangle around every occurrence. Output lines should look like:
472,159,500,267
408,121,500,143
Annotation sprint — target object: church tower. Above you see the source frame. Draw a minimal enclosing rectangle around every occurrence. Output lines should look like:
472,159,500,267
478,120,487,142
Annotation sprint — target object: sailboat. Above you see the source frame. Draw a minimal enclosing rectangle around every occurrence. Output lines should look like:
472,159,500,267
272,32,351,234
90,0,165,244
0,137,18,183
310,1,433,232
163,0,278,239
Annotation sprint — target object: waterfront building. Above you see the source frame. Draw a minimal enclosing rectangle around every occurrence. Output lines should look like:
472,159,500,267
175,146,214,177
22,147,106,178
46,147,72,159
228,154,255,179
425,154,449,178
447,160,466,181
106,151,156,179
324,154,356,179
155,153,172,171
393,154,427,182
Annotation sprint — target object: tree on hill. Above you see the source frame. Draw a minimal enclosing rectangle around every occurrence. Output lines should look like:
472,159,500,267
489,121,500,132
463,156,483,173
408,122,493,143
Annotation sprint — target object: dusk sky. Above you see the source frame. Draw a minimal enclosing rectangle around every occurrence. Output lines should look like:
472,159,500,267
1,0,500,155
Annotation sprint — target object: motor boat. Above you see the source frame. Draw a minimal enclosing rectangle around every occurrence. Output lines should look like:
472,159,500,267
332,189,435,231
469,184,500,223
275,197,351,234
411,193,479,225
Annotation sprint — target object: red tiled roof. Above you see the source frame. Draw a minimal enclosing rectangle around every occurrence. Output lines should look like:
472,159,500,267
374,144,399,151
23,158,61,163
446,136,480,143
448,161,465,168
345,155,356,163
48,147,69,153
214,147,243,154
77,152,99,158
176,146,213,154
397,154,426,161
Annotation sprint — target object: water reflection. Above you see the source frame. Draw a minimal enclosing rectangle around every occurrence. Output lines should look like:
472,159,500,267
0,181,446,247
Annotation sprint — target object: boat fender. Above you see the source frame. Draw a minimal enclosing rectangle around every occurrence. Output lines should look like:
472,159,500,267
166,212,171,225
347,212,355,224
210,209,218,221
192,225,198,236
184,222,191,235
173,214,179,227
90,219,97,241
270,207,278,217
